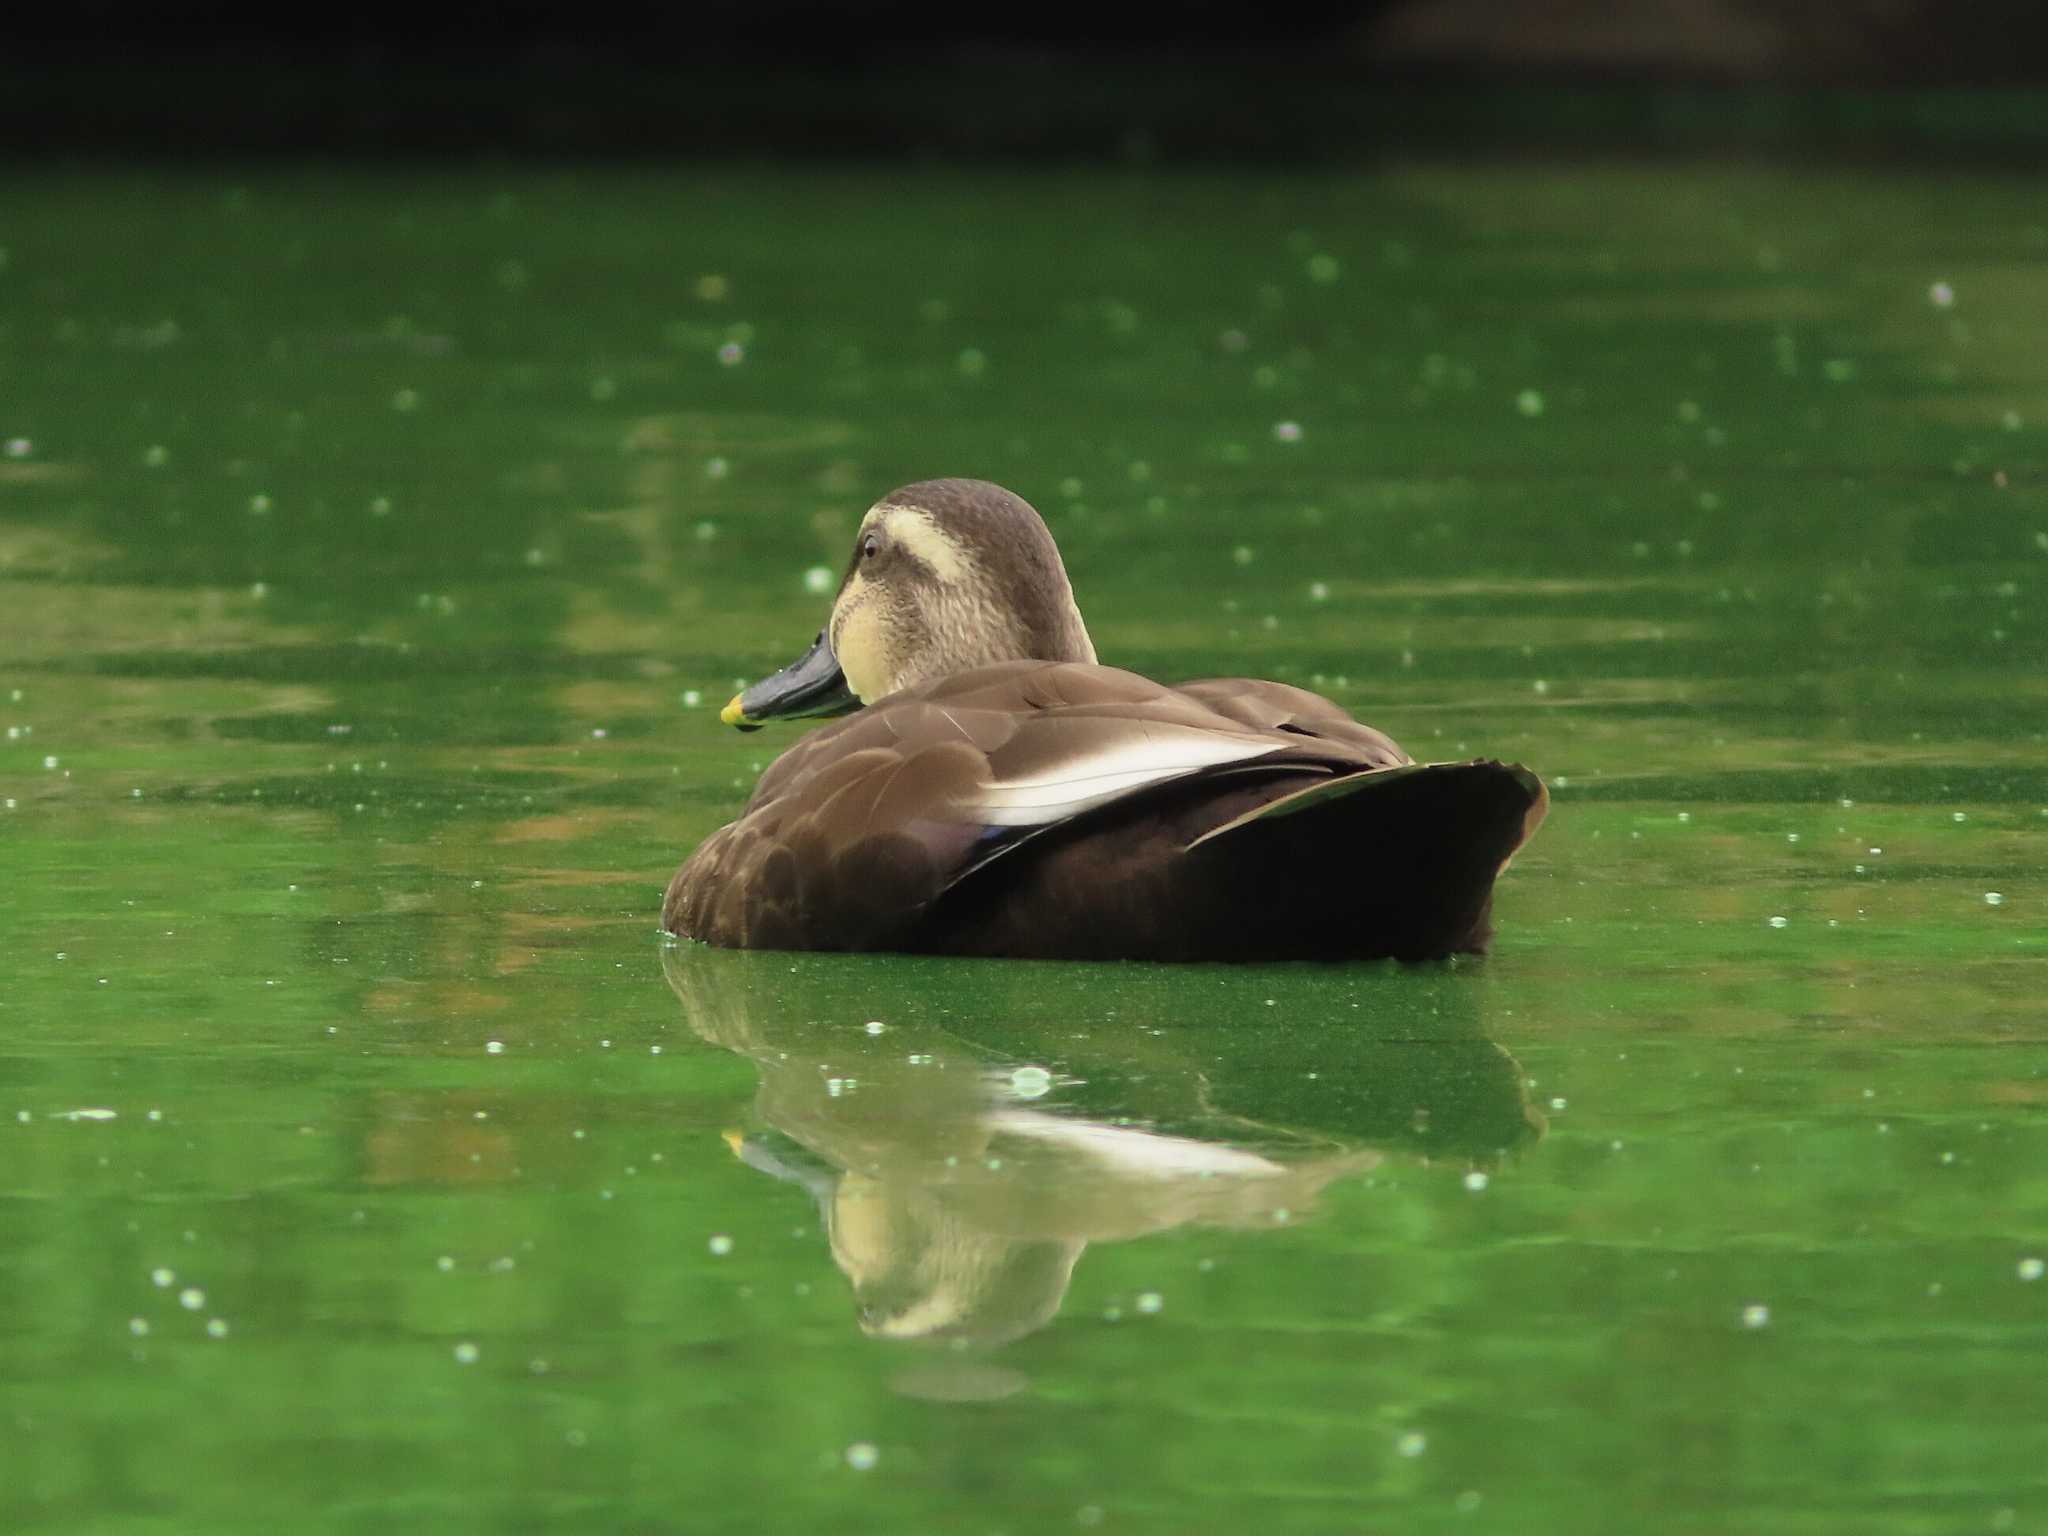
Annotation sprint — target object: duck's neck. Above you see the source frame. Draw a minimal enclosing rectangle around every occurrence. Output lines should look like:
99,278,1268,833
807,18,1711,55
1025,584,1097,665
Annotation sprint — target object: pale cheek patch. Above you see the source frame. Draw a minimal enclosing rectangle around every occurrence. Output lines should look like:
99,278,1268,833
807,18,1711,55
832,593,895,704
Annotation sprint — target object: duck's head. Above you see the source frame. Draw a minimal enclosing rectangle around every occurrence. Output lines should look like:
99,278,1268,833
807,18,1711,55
722,478,1097,729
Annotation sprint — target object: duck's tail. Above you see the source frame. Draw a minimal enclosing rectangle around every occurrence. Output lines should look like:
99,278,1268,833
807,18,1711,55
1189,759,1549,960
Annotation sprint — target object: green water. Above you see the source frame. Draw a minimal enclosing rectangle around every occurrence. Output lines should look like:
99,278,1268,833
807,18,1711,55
3,165,2045,1534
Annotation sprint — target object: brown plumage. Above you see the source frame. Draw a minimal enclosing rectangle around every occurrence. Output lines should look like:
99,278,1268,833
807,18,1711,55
663,479,1547,961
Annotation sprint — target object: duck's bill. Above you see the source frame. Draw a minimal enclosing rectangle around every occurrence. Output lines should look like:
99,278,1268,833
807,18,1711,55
721,630,861,731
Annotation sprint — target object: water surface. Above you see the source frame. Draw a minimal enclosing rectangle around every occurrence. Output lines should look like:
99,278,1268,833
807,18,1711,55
3,164,2045,1534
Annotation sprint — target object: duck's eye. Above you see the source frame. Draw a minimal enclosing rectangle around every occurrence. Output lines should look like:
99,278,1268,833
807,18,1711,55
861,533,880,561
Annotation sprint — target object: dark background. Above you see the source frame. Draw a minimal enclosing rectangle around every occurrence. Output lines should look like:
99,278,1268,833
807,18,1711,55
4,0,2047,159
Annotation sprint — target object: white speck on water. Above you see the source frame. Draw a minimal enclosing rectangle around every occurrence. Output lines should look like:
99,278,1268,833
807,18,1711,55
128,1317,150,1337
42,755,58,770
1549,1097,1568,1112
178,1287,205,1311
53,1107,116,1121
650,1044,662,1055
1929,280,1955,308
1136,1291,1163,1314
1231,544,1255,566
1273,420,1303,443
1516,389,1545,417
436,1255,455,1272
248,493,272,514
206,1318,229,1339
1677,811,1691,823
1532,679,1549,695
4,437,32,458
1785,832,1799,843
1271,1207,1292,1225
1010,1065,1054,1099
708,1234,734,1257
1397,1431,1428,1458
717,341,744,366
143,444,169,467
1463,1170,1490,1192
1308,581,1329,601
485,1040,504,1055
1769,915,1789,929
1868,847,1883,856
803,565,834,595
150,1267,174,1288
681,689,702,707
863,1020,887,1036
453,1341,479,1364
1985,892,2005,906
845,1442,879,1472
2018,1257,2044,1281
1741,1304,1770,1329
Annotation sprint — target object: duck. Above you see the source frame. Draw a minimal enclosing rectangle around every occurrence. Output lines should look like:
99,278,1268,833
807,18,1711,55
662,478,1547,961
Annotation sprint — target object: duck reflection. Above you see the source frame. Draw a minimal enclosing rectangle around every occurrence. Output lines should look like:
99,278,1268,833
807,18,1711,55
662,943,1542,1351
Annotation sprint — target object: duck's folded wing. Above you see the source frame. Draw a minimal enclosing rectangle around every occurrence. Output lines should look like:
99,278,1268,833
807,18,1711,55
666,662,1344,949
1175,677,1412,768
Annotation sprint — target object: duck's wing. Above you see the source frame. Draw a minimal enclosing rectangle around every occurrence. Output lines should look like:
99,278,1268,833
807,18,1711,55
1174,677,1412,767
665,661,1360,950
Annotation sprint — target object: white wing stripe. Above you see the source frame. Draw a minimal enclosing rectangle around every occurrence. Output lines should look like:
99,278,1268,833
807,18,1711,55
973,732,1285,827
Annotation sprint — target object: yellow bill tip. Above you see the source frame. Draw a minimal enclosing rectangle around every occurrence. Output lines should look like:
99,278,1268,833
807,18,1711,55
719,694,752,728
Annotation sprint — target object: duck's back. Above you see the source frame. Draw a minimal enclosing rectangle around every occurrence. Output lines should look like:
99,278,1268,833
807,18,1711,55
662,661,1545,961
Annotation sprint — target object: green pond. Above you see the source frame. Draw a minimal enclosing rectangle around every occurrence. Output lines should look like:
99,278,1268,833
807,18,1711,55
3,164,2045,1534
